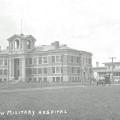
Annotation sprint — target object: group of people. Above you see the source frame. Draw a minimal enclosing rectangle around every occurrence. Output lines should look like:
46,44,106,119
96,74,111,86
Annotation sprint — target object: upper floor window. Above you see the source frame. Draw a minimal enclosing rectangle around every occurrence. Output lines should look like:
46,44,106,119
77,57,80,64
38,68,42,74
4,69,8,75
33,68,37,74
71,56,74,63
52,55,62,63
56,67,62,73
14,39,19,49
0,69,3,75
43,68,47,74
56,56,62,63
43,57,47,64
52,67,62,74
0,59,3,66
38,57,42,64
34,57,37,65
28,68,32,75
4,59,7,66
52,67,55,73
27,40,31,49
20,43,22,49
52,56,55,63
28,58,32,64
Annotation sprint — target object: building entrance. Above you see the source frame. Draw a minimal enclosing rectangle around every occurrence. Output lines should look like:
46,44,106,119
14,58,20,80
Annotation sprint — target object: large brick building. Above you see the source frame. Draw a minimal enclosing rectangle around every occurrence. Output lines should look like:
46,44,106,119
0,34,93,84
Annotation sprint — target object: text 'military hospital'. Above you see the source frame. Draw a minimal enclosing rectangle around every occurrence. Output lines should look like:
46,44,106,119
0,34,93,84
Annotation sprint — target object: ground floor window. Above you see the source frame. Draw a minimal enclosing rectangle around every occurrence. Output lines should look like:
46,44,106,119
4,78,7,82
33,77,37,82
43,77,47,82
38,77,42,82
52,77,63,83
71,76,81,82
28,78,32,82
53,77,55,82
56,77,60,83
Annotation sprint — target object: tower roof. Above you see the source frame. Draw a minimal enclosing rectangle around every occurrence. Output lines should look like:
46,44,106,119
7,34,36,41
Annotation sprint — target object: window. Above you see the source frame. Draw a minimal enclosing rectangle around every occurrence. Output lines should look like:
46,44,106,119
38,77,42,82
20,43,22,49
43,68,47,74
28,78,32,82
27,40,31,49
14,39,19,49
52,67,55,73
33,77,37,82
34,57,37,65
4,69,7,75
28,68,32,75
56,67,62,73
56,56,62,63
0,60,3,66
0,69,3,75
43,57,47,64
72,67,76,74
89,58,91,64
71,56,74,63
56,77,60,83
72,67,74,73
75,77,78,81
53,77,55,82
61,77,63,82
52,56,55,63
38,68,42,74
89,68,92,73
43,77,47,82
28,58,32,64
38,57,42,64
4,78,7,82
77,68,80,73
26,58,28,65
77,57,80,64
4,60,7,66
33,68,37,74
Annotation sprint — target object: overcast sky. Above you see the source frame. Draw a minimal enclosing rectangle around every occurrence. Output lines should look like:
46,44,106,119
0,0,120,66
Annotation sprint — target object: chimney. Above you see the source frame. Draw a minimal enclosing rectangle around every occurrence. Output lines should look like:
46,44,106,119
51,41,59,48
96,62,99,67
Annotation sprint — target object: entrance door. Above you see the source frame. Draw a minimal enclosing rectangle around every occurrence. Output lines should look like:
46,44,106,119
14,58,20,80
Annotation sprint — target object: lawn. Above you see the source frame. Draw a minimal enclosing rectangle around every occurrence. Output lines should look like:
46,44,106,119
0,85,120,120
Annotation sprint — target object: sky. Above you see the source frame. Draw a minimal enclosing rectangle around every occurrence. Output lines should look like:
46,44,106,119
0,0,120,66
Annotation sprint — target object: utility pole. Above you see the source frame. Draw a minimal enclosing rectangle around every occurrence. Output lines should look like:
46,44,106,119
61,55,64,84
110,57,116,83
20,19,23,34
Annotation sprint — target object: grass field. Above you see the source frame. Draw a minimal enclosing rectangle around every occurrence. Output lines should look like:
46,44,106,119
0,85,120,120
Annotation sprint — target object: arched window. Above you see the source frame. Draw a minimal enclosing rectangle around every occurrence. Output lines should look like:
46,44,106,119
14,39,19,49
27,40,31,49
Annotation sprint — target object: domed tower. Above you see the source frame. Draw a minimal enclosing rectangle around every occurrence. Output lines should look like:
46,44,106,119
7,34,36,53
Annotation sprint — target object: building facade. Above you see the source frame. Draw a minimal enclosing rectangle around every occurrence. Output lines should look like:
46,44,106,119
0,34,93,84
93,62,120,83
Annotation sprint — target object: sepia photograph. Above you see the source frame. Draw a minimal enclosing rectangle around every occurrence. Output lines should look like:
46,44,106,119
0,0,120,120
